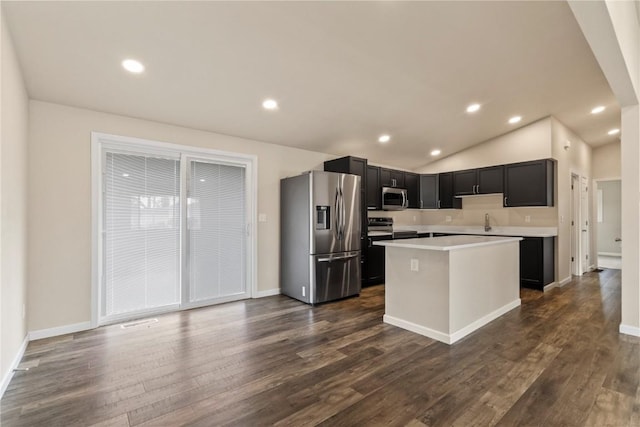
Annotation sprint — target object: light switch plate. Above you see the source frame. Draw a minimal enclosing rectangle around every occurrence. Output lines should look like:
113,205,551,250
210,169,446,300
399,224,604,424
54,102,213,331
410,259,419,271
446,216,452,222
525,215,531,223
259,213,267,222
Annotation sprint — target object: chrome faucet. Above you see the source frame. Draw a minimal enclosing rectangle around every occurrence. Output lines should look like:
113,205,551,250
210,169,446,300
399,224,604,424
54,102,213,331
484,213,492,232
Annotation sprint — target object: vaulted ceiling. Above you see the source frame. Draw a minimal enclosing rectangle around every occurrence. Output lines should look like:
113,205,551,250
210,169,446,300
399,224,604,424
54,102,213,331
2,1,620,169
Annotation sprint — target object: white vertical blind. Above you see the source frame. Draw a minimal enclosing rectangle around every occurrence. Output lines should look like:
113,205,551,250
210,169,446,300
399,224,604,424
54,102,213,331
104,152,181,317
188,161,246,302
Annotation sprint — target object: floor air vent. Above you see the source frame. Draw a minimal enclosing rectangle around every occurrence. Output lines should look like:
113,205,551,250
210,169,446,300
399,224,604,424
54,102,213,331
120,318,158,329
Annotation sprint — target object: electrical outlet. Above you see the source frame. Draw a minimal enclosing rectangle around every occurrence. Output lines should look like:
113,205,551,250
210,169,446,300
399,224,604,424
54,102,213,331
410,259,419,271
560,215,564,224
445,215,452,222
525,215,531,223
413,215,417,222
258,213,267,222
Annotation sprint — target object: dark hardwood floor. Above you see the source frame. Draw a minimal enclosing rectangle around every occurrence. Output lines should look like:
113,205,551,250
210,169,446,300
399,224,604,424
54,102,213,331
2,268,637,426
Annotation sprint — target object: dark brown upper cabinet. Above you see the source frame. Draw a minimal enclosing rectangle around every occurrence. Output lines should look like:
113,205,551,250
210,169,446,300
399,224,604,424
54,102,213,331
453,165,504,196
503,159,554,207
404,172,420,208
380,168,405,188
366,165,381,210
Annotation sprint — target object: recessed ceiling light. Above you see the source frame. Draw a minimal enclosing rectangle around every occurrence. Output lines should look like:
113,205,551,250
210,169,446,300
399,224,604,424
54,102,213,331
122,59,144,74
466,103,481,113
378,134,391,143
508,116,522,124
591,106,606,114
262,99,278,110
122,173,130,177
430,149,441,156
199,178,206,182
608,128,620,135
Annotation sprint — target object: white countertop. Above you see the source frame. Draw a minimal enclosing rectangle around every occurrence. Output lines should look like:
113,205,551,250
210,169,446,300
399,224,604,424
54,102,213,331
374,235,523,251
392,225,557,237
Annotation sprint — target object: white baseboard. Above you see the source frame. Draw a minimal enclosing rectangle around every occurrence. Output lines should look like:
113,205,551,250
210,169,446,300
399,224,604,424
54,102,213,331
559,276,572,287
384,298,521,345
29,321,92,341
383,315,451,344
620,324,640,337
598,252,621,257
543,282,558,292
0,334,29,399
449,299,521,344
253,288,280,298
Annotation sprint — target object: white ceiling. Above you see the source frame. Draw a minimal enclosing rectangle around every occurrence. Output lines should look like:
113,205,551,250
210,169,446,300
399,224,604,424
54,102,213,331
2,1,620,170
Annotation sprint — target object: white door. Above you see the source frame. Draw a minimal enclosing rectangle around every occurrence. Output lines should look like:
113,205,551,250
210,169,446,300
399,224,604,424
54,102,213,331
580,176,590,273
184,159,248,306
571,174,580,275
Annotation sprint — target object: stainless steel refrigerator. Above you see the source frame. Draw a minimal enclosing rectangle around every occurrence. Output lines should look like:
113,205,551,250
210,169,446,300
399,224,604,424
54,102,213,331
280,171,361,304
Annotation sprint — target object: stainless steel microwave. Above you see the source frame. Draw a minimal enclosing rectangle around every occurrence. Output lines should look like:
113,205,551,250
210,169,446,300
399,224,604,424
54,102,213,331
382,186,408,210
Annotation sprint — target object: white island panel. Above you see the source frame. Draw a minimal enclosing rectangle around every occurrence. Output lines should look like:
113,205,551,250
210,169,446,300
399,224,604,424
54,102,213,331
384,248,451,338
379,236,522,344
448,243,521,341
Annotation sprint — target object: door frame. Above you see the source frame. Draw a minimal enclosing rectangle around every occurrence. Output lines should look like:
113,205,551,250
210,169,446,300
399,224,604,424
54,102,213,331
593,177,622,268
91,132,257,327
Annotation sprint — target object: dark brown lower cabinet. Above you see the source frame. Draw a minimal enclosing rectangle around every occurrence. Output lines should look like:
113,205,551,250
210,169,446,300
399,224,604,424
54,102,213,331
364,237,386,286
520,237,555,290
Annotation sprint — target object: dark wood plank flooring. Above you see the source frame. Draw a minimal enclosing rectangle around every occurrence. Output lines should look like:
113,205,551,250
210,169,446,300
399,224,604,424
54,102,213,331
2,268,638,426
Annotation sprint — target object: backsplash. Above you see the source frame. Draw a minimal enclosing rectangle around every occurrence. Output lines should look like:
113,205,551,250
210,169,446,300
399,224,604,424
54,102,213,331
368,194,558,227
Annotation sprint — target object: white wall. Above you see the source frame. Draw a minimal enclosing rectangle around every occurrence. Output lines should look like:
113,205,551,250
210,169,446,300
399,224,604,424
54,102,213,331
569,0,640,335
415,117,553,173
592,141,621,179
28,101,332,332
1,12,29,392
550,117,593,281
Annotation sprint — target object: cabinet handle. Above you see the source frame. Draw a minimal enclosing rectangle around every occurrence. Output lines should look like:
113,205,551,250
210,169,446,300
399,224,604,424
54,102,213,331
420,200,423,208
437,200,441,209
504,196,508,206
476,184,480,194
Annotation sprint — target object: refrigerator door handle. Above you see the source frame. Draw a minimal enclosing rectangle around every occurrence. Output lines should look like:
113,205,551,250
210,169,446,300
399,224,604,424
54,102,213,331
334,186,341,240
340,187,346,240
317,253,358,262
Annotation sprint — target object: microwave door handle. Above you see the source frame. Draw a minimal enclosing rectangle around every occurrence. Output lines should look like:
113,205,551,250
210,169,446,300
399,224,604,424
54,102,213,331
402,191,407,208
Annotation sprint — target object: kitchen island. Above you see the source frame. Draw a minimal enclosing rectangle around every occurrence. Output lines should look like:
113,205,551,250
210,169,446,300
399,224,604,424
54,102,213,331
374,235,523,345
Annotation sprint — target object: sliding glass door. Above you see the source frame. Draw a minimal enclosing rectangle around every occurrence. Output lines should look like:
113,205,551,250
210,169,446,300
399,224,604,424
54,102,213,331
186,159,247,305
103,152,181,321
98,139,252,325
